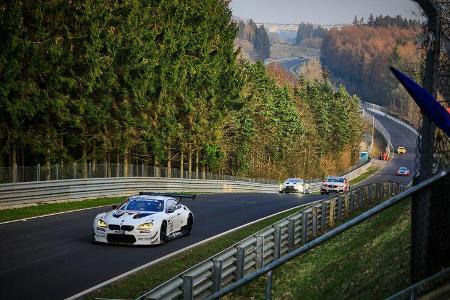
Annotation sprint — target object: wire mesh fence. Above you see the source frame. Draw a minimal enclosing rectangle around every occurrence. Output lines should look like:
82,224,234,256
0,163,281,185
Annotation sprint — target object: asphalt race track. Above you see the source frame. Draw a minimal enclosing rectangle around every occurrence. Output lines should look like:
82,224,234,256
0,115,417,300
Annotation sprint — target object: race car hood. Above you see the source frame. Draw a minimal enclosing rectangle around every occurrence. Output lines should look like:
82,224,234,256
322,181,346,187
102,210,163,225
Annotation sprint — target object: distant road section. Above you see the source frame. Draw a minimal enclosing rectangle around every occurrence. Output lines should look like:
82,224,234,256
273,57,310,77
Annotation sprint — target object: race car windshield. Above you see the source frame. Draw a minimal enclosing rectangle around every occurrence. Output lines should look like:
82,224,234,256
286,179,303,183
327,177,344,183
118,199,164,212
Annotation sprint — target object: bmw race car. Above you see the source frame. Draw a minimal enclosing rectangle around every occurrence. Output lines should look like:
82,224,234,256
320,176,349,195
93,193,194,245
279,178,310,194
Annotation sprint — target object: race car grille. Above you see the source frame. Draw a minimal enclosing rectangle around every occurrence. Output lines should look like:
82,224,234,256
107,234,136,244
108,224,121,231
121,225,134,231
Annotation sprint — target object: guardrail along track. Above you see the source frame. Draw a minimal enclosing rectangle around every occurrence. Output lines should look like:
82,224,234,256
139,181,405,300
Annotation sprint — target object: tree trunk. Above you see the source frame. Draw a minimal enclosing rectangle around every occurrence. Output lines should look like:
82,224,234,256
188,150,192,179
82,144,88,178
124,151,129,177
167,148,172,178
154,155,160,177
180,151,184,178
202,163,206,179
195,149,199,179
116,153,120,177
11,145,17,183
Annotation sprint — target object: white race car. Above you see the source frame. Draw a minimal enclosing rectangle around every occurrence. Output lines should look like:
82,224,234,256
279,178,310,194
320,176,349,194
93,193,194,245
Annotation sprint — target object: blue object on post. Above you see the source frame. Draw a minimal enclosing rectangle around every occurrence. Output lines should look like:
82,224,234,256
390,67,450,137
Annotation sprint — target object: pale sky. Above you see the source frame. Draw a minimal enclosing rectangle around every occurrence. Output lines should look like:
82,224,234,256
230,0,422,25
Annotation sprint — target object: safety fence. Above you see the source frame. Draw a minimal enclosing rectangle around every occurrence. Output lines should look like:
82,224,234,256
0,163,278,185
139,180,407,300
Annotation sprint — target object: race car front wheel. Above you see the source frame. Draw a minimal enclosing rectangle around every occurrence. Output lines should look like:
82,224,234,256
160,222,167,245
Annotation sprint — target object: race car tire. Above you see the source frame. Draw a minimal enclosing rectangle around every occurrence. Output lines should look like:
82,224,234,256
181,214,193,236
159,221,167,245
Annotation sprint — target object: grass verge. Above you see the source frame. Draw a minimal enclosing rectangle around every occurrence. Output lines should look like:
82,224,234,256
0,197,125,223
86,205,309,299
229,199,411,300
349,166,381,185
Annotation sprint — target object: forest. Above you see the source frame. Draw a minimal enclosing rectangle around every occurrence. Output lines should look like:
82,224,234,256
321,15,423,125
0,0,362,180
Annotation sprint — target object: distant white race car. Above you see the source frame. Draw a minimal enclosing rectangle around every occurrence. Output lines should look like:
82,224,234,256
93,193,194,246
279,178,310,194
320,176,349,194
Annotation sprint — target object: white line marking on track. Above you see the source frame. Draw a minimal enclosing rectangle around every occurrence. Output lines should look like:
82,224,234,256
0,204,112,226
65,202,313,300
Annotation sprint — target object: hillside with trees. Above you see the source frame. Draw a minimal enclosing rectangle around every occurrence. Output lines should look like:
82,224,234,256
321,15,423,125
236,19,270,61
0,0,362,180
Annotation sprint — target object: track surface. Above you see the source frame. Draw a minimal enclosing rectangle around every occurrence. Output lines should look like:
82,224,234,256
0,114,416,300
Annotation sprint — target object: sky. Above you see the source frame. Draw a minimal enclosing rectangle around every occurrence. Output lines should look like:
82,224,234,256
230,0,422,25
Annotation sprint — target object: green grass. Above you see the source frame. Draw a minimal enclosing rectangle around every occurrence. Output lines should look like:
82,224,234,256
270,43,320,60
0,197,125,223
230,200,411,300
349,166,381,185
86,205,309,299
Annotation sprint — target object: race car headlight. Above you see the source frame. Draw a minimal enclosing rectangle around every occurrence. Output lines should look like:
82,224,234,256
97,219,107,228
137,223,153,231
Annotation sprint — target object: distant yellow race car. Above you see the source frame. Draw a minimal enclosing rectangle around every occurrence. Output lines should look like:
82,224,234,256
397,146,407,154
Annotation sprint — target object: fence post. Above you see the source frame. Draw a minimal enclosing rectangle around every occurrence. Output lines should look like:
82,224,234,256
288,219,295,252
266,270,273,300
274,226,282,259
141,163,144,177
256,236,264,269
212,259,223,292
37,164,40,181
329,199,336,227
321,201,327,233
337,197,343,222
55,164,59,180
104,162,108,178
12,163,17,183
73,162,77,179
301,211,308,245
182,275,194,300
312,207,318,238
236,246,245,282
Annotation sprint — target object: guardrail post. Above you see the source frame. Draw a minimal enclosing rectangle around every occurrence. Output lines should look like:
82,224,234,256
256,236,264,268
266,270,273,300
212,259,223,292
182,275,194,300
337,197,343,222
37,164,40,181
321,201,327,233
288,219,295,252
274,226,282,259
359,188,363,209
301,211,308,245
312,207,318,238
236,246,245,282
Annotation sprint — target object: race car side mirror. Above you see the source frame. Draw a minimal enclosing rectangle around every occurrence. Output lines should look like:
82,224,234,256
166,207,175,213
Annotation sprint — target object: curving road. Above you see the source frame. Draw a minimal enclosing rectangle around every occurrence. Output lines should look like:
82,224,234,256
274,57,310,77
0,114,417,300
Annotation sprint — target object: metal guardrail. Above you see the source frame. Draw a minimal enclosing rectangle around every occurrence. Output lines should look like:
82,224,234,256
0,177,280,208
139,180,407,300
363,102,419,136
203,169,448,300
